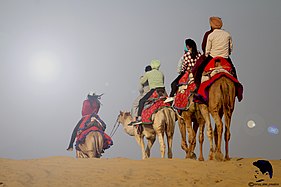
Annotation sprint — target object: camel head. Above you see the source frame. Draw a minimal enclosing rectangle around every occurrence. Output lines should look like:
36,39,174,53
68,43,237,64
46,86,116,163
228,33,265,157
117,111,136,136
118,111,133,125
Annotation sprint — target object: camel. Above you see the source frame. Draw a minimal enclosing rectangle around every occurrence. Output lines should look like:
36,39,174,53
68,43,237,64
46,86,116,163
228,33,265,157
199,76,236,161
118,107,176,159
177,95,206,161
76,131,104,158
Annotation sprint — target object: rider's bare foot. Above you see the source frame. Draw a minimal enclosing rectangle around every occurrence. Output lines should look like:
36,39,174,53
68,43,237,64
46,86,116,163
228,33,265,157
67,147,73,151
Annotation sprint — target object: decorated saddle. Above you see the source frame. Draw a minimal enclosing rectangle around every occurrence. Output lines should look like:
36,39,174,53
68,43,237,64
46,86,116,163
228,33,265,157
75,113,113,151
194,57,243,104
173,70,197,110
141,90,171,124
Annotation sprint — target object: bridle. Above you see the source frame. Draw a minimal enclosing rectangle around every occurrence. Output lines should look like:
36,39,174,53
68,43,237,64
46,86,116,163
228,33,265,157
109,114,120,137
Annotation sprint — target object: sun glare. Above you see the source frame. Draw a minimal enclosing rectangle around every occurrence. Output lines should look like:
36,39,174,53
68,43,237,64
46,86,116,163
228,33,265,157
29,51,60,83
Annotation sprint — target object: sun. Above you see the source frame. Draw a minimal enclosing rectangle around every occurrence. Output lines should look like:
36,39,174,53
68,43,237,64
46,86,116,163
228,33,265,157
29,51,60,83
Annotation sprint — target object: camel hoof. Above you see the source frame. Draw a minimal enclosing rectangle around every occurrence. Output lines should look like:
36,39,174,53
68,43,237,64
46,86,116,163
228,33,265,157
224,156,230,161
145,153,150,158
186,152,197,160
215,152,224,161
191,152,197,160
208,151,214,160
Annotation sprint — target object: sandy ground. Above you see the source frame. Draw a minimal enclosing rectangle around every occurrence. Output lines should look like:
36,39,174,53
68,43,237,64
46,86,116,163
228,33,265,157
0,156,280,187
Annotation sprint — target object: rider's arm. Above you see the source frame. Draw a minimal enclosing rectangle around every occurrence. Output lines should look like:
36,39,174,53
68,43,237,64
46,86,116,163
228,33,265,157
229,34,233,55
177,56,184,74
140,73,148,85
205,39,211,57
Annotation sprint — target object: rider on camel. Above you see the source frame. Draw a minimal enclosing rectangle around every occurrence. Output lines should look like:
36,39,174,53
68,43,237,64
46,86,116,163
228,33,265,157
193,17,238,90
165,38,202,103
131,65,152,122
131,60,166,125
66,92,103,151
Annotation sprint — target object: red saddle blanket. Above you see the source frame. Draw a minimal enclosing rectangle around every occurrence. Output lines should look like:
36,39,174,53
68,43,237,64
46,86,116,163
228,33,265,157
174,82,196,110
178,71,191,85
174,70,196,110
75,114,113,151
204,56,232,73
141,90,171,124
194,57,243,104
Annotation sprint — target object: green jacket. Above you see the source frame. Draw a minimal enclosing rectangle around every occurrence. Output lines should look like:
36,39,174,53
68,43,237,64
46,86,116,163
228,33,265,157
140,60,164,89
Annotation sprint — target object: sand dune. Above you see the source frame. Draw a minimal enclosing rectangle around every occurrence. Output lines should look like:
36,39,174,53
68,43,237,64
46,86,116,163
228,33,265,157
0,156,280,187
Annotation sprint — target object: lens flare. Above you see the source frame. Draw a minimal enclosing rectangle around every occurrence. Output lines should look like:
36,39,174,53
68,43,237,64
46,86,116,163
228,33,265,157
267,126,279,135
247,120,256,128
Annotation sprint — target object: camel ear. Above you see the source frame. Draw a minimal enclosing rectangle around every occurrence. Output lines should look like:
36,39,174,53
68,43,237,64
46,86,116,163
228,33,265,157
119,111,123,115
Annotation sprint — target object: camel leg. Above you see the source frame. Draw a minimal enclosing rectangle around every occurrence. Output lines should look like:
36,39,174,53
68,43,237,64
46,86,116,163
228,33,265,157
77,145,89,158
213,110,223,150
187,119,197,160
208,81,224,161
166,124,175,159
78,137,93,158
152,108,175,159
134,134,146,159
178,117,189,154
154,116,166,159
181,111,196,159
225,82,235,161
165,108,176,159
77,151,86,158
213,125,218,150
224,106,234,161
85,132,103,158
211,111,224,161
224,115,231,161
199,104,214,160
157,131,165,158
145,135,156,158
198,117,205,161
87,151,95,158
224,103,235,161
166,133,173,159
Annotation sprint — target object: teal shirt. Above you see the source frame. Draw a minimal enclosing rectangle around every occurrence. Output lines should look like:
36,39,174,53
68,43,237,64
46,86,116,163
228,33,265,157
140,69,164,89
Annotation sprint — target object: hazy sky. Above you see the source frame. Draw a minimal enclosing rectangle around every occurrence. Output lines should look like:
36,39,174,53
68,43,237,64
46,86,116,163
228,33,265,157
0,0,280,160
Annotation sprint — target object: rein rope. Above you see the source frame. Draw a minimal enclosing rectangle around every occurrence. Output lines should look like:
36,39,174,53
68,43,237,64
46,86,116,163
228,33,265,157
109,116,120,137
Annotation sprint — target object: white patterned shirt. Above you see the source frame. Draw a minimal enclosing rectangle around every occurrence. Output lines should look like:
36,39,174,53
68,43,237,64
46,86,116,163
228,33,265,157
177,51,201,73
